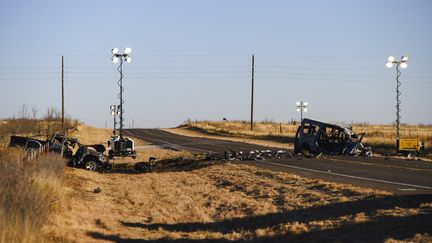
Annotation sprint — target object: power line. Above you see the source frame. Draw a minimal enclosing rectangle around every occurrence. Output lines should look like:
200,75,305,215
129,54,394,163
0,66,59,69
256,76,432,84
255,65,432,72
255,71,432,79
65,70,250,74
2,52,432,60
0,72,61,75
1,75,430,85
1,63,432,72
2,71,430,80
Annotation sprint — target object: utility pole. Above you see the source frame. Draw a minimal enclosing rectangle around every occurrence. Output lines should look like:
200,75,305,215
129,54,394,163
61,55,65,133
250,54,254,131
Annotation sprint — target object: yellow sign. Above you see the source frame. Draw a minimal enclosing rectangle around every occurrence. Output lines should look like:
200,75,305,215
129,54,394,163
399,138,420,151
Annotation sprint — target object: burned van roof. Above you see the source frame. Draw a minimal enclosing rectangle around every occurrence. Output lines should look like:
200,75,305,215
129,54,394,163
302,118,352,130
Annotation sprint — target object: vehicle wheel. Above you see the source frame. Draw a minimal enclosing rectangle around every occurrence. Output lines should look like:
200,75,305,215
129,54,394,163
85,160,98,171
294,146,300,155
300,145,316,158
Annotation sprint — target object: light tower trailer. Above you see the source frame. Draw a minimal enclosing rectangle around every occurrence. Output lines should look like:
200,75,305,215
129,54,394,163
108,135,137,159
398,138,425,157
108,47,137,160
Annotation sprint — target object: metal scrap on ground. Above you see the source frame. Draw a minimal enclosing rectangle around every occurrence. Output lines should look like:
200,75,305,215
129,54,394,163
204,149,292,161
133,149,291,173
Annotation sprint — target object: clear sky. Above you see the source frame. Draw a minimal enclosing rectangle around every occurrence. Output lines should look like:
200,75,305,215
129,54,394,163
1,0,431,128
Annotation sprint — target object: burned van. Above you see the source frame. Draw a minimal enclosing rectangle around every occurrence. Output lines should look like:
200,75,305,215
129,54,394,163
294,118,372,157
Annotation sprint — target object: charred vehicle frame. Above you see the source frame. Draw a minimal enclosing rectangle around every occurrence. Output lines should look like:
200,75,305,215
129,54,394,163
294,118,372,157
9,134,110,171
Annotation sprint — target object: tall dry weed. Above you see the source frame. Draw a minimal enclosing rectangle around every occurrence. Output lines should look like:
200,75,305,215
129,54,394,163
0,150,64,242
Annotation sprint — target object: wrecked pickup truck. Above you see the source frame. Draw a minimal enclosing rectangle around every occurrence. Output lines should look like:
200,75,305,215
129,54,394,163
9,135,47,152
9,134,109,171
294,118,372,157
46,135,109,171
67,143,109,171
9,134,77,157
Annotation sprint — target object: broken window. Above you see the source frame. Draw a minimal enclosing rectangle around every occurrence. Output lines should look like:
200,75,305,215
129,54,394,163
302,123,310,135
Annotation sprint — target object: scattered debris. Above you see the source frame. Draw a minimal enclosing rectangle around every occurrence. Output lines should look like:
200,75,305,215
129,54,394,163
204,149,292,161
94,219,109,230
133,149,291,173
294,118,372,158
134,157,202,173
134,161,156,172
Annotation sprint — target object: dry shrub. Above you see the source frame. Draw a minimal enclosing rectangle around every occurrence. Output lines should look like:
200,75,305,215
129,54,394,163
0,150,65,242
0,116,79,147
183,120,299,138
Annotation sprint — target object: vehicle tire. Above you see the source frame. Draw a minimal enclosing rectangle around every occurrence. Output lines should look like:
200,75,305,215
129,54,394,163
300,145,316,158
294,145,300,155
85,160,98,171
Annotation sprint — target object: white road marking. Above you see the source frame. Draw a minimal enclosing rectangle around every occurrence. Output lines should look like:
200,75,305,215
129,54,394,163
328,157,432,173
261,161,432,191
397,188,417,191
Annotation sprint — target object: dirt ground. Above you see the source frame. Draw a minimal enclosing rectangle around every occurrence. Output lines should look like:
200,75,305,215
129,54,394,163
46,145,432,242
41,125,432,242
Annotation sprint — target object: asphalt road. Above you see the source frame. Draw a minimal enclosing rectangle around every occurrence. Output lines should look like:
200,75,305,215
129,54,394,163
125,129,432,195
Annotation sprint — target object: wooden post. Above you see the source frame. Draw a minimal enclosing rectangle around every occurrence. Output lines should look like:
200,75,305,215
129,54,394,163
250,54,254,131
61,55,65,133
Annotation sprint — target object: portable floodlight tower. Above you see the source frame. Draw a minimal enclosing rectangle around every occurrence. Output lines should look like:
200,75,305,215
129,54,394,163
108,47,137,159
296,101,308,122
386,55,409,153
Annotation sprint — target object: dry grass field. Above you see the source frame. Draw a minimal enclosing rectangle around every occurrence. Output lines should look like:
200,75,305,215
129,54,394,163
176,120,432,155
46,147,432,242
2,121,432,242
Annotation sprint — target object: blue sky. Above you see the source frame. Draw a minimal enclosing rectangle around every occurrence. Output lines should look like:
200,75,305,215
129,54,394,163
1,0,431,128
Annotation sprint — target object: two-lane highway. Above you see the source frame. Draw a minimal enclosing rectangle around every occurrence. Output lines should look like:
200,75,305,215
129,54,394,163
125,129,432,194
